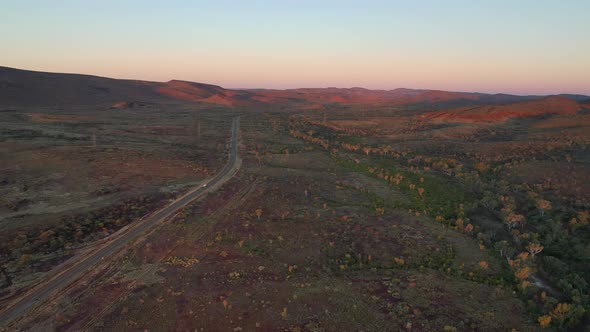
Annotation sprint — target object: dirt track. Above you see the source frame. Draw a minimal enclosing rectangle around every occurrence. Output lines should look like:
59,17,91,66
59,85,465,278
0,117,241,327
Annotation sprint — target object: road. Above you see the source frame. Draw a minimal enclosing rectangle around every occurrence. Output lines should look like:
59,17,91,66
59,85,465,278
0,117,241,327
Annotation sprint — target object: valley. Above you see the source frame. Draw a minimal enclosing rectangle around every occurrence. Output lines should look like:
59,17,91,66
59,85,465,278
0,66,589,330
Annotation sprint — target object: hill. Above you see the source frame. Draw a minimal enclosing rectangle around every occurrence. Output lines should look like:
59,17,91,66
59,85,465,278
421,96,583,123
1,66,587,110
0,66,163,106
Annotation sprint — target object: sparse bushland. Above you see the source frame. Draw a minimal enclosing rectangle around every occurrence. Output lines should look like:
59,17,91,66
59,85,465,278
0,104,232,301
28,111,534,331
0,192,172,291
288,111,590,330
3,103,589,330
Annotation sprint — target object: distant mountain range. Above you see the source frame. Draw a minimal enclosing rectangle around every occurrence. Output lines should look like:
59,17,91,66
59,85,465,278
1,66,588,122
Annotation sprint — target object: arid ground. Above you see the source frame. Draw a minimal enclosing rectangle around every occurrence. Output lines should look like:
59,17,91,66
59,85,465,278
1,66,589,331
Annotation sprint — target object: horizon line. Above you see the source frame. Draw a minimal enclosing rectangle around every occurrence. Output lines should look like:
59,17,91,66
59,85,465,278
2,64,589,98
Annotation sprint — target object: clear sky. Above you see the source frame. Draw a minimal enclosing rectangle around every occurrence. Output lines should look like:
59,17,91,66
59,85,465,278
1,0,589,94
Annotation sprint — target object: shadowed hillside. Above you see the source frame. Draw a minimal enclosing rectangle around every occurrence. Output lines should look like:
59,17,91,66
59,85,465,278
0,66,165,106
0,66,298,107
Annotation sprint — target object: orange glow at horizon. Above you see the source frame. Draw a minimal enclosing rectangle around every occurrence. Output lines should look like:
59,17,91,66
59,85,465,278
2,1,589,95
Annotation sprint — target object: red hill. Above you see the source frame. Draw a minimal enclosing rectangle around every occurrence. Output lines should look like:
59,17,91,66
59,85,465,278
421,96,581,123
1,66,587,109
253,87,478,105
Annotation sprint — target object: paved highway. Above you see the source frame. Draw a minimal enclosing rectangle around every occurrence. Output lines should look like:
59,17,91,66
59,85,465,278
0,117,241,326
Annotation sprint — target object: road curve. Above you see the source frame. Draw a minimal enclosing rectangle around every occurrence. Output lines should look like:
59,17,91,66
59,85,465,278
0,117,241,326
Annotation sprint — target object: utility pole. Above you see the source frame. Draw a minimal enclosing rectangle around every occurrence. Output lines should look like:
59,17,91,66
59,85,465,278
193,115,201,142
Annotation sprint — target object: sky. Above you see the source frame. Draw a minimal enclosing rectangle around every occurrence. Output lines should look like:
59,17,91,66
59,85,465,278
1,0,589,95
